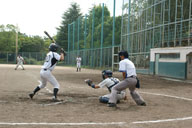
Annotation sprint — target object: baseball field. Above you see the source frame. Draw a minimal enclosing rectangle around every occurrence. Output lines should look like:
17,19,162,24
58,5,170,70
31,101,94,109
0,64,192,128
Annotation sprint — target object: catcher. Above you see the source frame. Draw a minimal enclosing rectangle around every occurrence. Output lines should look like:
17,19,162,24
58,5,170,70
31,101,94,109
29,43,66,101
85,70,126,103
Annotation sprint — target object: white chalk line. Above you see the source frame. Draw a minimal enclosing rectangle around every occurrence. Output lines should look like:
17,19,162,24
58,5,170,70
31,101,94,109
41,101,67,106
132,91,192,124
132,116,192,124
0,122,126,126
139,91,192,101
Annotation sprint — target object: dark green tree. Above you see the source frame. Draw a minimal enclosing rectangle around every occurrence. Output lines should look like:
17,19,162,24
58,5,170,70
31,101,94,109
56,2,82,51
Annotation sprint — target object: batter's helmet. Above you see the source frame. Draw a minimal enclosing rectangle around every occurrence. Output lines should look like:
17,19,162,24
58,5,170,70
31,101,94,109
102,70,113,79
49,43,58,52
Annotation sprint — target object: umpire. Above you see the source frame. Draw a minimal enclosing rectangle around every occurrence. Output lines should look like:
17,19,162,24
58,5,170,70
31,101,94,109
108,50,146,107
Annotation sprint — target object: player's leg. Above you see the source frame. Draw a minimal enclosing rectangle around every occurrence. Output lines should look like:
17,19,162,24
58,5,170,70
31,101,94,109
46,71,60,100
129,84,146,106
108,80,128,107
99,94,110,103
29,70,47,99
76,63,78,72
20,63,25,70
117,91,126,101
79,63,81,71
15,63,19,70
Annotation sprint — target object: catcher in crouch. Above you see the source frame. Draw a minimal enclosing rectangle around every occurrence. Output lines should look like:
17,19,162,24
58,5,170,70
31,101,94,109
85,70,126,103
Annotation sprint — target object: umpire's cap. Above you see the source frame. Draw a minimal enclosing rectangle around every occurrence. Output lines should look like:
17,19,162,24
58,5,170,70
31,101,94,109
49,43,58,52
102,70,113,79
118,50,129,58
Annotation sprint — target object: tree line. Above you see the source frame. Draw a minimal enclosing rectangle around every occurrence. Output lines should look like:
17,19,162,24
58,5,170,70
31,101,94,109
0,2,122,53
0,24,51,53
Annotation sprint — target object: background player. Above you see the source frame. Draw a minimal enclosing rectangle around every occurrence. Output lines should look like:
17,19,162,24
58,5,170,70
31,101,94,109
15,54,25,70
108,50,146,107
29,43,65,101
85,70,126,104
76,56,81,72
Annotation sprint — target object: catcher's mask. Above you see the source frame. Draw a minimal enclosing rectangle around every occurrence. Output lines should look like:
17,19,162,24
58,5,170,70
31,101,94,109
49,43,58,52
118,50,129,61
102,70,113,80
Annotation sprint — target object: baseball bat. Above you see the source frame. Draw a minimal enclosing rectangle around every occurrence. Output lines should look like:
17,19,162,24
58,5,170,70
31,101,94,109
44,31,56,43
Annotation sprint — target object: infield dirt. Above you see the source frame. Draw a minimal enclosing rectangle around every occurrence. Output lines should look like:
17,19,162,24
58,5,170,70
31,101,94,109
0,64,192,128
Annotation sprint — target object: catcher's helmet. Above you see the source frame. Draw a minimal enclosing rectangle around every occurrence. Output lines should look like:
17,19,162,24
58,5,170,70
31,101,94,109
49,43,58,52
102,70,113,79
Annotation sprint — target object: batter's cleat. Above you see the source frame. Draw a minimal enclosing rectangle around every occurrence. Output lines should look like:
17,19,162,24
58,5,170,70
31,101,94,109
52,96,60,102
107,103,116,107
29,93,34,99
140,102,146,106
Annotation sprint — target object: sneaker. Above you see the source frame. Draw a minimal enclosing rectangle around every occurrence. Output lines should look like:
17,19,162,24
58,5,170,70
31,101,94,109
108,103,116,107
140,102,146,106
29,93,34,99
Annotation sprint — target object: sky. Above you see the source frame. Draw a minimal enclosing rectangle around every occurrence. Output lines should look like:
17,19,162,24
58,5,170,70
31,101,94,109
0,0,122,37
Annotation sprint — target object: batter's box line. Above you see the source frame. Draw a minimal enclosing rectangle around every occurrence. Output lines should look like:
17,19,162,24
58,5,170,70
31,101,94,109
40,100,67,106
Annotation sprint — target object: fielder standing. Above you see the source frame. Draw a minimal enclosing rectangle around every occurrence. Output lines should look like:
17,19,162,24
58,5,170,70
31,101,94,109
85,70,126,104
76,56,81,72
108,50,146,107
29,43,65,101
15,54,25,70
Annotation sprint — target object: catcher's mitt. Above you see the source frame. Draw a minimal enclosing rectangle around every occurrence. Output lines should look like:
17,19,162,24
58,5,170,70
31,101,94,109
84,79,93,86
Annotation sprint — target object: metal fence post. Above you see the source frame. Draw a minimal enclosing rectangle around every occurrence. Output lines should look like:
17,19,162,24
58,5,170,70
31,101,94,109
84,15,87,66
68,24,70,65
100,3,104,67
91,8,95,67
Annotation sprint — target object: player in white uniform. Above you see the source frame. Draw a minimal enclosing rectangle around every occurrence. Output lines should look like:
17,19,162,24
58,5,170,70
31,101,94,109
85,70,126,103
29,43,65,101
15,54,25,70
76,56,81,72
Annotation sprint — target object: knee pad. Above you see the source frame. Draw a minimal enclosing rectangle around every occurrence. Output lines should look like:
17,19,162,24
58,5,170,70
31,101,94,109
99,97,109,104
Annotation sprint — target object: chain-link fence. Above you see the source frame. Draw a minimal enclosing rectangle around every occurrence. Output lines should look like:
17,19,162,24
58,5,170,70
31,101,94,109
67,1,121,70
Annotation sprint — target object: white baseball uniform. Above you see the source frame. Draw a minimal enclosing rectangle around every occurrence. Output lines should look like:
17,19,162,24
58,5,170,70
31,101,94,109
76,57,81,68
38,51,61,89
98,77,126,100
15,56,24,70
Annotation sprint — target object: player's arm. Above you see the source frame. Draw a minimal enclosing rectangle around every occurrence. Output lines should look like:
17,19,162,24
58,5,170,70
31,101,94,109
119,61,126,80
22,57,25,64
90,84,100,89
59,48,65,61
122,72,126,80
60,53,64,61
85,79,100,89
